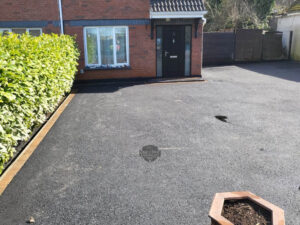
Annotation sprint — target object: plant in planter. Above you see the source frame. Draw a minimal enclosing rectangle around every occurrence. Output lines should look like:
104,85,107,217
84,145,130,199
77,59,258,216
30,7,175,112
209,191,285,225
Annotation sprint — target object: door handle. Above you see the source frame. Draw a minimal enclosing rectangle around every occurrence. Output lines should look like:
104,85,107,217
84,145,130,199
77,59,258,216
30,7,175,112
164,51,169,57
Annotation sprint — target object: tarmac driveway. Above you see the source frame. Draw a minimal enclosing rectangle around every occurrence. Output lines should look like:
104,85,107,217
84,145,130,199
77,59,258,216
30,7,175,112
0,61,300,224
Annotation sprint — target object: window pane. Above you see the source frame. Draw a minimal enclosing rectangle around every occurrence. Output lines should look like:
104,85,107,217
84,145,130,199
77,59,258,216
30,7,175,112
115,28,127,64
0,29,10,36
86,28,99,65
99,27,114,65
12,28,26,35
156,26,163,77
29,29,41,37
184,26,191,76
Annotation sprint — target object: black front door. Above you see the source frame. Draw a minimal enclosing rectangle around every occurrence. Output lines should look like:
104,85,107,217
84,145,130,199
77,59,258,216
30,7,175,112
162,26,185,77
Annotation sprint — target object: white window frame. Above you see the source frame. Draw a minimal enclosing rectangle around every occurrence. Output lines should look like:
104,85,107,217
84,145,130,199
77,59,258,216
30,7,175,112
26,28,43,35
0,28,42,35
84,26,130,68
0,28,12,34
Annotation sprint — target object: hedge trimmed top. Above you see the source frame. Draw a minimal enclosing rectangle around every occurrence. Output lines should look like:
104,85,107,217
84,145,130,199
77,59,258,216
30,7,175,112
0,33,79,174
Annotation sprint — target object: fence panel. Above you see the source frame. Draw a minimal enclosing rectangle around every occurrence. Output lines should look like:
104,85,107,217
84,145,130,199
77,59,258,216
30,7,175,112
203,32,235,66
235,29,263,62
263,32,284,60
203,29,286,65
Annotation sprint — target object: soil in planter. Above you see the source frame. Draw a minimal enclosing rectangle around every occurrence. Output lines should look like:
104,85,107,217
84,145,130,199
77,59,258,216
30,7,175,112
222,199,272,225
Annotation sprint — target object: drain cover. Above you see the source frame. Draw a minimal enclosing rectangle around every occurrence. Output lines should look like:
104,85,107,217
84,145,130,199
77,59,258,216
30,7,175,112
140,145,161,162
215,115,228,123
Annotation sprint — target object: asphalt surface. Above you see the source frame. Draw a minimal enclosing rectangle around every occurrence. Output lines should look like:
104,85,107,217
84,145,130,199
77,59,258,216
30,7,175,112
1,61,300,225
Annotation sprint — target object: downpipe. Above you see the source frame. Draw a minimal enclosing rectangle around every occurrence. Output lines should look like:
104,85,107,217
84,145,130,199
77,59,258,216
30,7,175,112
57,0,64,34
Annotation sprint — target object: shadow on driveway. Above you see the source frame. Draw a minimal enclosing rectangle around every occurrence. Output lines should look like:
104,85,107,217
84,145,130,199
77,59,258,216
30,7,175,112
237,61,300,82
75,76,204,94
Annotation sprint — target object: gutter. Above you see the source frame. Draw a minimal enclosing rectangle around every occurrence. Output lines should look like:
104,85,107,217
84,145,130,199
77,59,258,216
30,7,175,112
57,0,64,34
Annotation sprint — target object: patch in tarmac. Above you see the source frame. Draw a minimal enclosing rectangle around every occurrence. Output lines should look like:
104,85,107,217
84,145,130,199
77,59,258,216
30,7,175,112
140,145,161,162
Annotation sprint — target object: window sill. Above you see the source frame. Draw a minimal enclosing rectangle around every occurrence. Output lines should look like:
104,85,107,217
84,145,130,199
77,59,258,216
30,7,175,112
85,65,131,71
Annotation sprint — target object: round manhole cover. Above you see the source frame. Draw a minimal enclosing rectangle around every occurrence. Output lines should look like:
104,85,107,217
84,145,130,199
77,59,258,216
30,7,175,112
140,145,161,162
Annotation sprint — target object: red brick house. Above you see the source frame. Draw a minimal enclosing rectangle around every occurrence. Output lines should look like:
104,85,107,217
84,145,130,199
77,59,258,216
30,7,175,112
0,0,207,80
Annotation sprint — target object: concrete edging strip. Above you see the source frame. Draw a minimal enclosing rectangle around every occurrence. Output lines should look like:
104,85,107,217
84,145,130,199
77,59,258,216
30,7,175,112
0,92,76,195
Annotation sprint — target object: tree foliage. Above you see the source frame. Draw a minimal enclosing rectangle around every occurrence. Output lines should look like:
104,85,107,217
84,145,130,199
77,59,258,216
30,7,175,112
204,0,276,32
271,0,296,15
254,0,275,19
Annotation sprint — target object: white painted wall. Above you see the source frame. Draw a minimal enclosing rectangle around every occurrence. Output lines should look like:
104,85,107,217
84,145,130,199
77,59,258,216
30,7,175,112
277,13,300,60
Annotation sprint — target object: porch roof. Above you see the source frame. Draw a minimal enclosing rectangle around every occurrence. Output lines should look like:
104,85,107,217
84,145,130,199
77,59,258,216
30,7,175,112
150,0,205,12
150,0,206,19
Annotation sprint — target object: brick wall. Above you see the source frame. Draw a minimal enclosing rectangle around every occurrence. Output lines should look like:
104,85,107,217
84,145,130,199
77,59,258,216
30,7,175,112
62,0,150,20
0,0,150,21
73,24,156,80
76,23,203,80
0,0,59,21
43,24,61,34
191,23,203,76
0,0,204,80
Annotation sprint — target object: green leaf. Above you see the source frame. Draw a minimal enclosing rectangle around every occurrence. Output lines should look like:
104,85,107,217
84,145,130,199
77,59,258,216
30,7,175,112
0,33,79,174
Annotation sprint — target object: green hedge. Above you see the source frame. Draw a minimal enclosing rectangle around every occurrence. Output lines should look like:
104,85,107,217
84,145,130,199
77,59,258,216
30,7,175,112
0,33,79,174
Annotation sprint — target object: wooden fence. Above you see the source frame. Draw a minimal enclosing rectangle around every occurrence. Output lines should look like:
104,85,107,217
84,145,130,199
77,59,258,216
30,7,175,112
203,29,285,66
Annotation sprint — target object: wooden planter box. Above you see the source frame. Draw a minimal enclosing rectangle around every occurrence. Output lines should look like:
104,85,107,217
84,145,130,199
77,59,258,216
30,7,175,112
209,191,285,225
